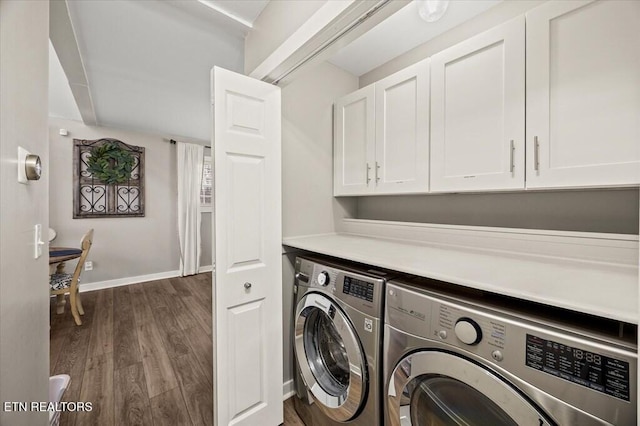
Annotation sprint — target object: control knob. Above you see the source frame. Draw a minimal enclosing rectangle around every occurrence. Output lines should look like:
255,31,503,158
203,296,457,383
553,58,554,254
317,271,330,286
454,317,482,345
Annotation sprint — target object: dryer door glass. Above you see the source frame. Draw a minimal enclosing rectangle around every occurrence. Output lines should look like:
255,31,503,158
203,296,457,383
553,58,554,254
294,292,367,422
387,351,551,426
409,377,517,425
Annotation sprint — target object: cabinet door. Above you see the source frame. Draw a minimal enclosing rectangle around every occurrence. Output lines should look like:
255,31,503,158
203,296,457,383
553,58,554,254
334,85,375,196
374,59,430,194
430,16,525,192
526,0,640,188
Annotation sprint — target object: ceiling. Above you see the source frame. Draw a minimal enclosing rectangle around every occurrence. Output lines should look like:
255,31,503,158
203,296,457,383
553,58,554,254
50,0,268,141
50,0,501,141
329,0,501,76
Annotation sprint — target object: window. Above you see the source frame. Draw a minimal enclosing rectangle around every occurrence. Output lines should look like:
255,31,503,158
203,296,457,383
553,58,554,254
201,156,212,212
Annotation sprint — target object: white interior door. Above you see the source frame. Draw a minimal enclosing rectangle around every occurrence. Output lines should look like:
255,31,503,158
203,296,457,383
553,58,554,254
374,59,430,194
0,2,49,425
526,0,640,189
430,16,525,192
211,66,282,426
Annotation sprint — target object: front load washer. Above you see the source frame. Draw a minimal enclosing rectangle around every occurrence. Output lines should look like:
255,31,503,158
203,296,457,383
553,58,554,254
292,256,394,426
384,278,637,426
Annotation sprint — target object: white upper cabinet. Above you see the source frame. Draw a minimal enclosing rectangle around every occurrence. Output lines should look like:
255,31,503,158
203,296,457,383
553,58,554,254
374,59,430,194
430,16,525,192
334,60,429,196
526,0,640,189
334,86,375,196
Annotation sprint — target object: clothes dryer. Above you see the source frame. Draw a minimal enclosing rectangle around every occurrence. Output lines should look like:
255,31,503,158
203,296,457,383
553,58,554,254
384,278,636,426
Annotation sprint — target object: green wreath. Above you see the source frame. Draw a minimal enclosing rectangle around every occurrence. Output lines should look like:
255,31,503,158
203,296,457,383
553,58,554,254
87,142,135,184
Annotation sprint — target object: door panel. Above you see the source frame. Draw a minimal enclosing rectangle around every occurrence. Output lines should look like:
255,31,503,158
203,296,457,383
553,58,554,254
227,155,264,271
212,66,282,426
227,299,266,418
334,86,375,196
430,16,525,192
526,0,640,188
0,2,50,425
375,59,429,194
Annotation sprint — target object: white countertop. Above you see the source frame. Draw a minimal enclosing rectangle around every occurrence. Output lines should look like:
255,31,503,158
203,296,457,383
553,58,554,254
283,229,638,324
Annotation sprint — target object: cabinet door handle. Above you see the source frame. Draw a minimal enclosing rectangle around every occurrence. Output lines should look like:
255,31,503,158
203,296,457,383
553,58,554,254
366,163,371,184
375,161,380,184
510,140,515,173
534,136,540,171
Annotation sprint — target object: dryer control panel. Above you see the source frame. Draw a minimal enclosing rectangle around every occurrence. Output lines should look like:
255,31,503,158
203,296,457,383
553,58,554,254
525,334,630,402
386,283,507,352
434,303,506,350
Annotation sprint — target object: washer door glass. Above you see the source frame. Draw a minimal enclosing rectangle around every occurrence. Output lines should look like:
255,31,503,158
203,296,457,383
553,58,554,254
387,351,552,426
304,308,350,395
409,376,517,425
294,292,367,422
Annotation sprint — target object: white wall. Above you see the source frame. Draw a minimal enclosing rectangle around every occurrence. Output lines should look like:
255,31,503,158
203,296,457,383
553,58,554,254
0,1,50,424
282,62,358,238
244,0,326,75
280,61,359,384
49,117,212,286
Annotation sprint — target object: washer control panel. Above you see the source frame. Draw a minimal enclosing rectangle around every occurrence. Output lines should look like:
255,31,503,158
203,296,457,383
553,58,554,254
295,257,387,318
311,265,338,290
317,271,330,286
342,275,375,303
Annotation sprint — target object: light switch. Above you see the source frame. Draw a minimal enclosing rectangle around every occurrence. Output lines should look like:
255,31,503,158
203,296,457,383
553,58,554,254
34,224,44,259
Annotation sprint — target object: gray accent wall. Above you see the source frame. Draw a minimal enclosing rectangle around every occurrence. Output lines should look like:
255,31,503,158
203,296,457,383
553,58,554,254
0,1,50,424
48,117,213,285
357,190,640,235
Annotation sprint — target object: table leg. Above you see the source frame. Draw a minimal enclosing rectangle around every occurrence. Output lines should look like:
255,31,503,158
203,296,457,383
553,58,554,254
56,294,66,314
55,262,66,274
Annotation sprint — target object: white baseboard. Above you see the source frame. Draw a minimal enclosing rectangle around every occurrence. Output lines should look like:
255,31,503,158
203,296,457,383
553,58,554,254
283,379,295,401
198,265,214,273
79,266,210,293
79,270,181,293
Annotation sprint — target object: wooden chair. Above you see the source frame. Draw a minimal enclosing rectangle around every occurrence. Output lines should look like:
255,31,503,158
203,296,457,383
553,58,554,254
49,229,94,325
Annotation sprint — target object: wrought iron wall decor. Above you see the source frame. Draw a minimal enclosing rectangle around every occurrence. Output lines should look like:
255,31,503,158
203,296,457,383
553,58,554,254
73,138,145,218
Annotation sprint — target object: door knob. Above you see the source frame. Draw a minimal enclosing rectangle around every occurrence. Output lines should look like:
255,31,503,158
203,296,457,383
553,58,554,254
244,282,252,290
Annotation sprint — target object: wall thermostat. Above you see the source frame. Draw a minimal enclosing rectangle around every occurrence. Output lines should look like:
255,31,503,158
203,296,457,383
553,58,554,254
18,146,42,183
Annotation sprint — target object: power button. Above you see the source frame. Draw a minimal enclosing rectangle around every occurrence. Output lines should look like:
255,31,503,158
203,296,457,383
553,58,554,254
491,350,504,362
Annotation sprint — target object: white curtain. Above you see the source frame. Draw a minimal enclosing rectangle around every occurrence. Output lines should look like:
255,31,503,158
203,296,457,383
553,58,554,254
177,142,204,276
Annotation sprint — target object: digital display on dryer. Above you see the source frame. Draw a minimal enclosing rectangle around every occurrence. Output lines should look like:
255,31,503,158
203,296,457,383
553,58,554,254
525,334,630,401
343,276,374,302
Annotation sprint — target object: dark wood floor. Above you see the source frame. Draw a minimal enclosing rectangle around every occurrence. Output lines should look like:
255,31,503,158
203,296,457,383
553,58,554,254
50,274,304,426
